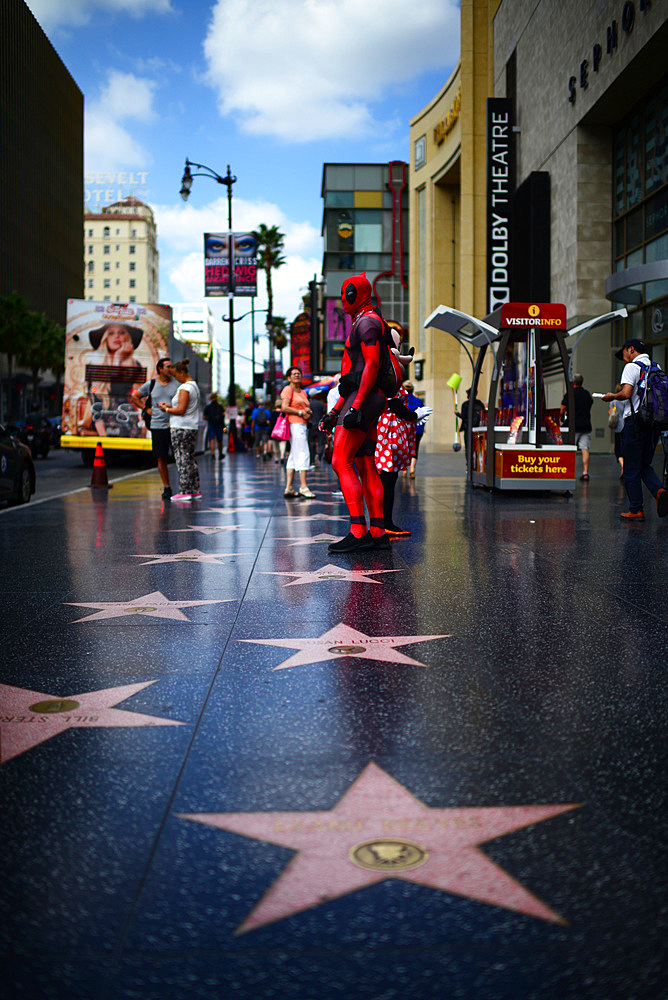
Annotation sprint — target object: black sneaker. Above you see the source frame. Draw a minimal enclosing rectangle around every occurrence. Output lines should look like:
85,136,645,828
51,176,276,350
372,533,391,550
328,532,374,553
161,486,173,500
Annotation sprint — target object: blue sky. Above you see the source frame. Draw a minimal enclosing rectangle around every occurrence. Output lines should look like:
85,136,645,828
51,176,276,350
27,0,459,387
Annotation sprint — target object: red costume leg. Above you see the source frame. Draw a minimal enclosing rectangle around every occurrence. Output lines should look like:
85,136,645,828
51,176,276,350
357,455,385,537
332,425,368,538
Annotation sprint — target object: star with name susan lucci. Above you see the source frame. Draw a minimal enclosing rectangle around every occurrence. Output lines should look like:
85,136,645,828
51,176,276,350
239,621,450,669
0,680,183,763
178,763,580,934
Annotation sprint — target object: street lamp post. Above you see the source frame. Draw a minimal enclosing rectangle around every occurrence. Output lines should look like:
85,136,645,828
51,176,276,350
222,305,269,396
180,158,237,407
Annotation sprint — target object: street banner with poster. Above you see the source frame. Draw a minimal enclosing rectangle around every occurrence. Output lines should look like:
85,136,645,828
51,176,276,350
290,312,311,379
204,232,258,297
60,300,172,451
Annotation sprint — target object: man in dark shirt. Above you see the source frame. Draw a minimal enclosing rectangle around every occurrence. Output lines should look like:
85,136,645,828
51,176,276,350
560,373,593,481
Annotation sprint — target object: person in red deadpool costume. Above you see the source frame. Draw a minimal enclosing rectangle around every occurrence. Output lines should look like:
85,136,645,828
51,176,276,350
320,273,392,553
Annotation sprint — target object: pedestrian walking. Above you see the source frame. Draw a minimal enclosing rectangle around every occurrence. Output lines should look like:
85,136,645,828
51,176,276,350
403,381,426,479
307,391,327,466
251,400,272,459
203,392,225,460
281,366,316,498
602,338,668,520
130,356,178,500
455,389,485,471
158,358,201,501
560,374,593,480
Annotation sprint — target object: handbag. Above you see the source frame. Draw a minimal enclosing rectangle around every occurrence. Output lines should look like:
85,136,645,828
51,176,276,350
143,378,156,429
271,413,291,441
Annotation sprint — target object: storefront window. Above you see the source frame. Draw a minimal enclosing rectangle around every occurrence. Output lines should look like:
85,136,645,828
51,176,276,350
626,114,642,209
613,75,668,321
645,81,668,196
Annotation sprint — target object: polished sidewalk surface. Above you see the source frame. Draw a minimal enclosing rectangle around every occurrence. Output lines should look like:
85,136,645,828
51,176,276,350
2,451,667,1000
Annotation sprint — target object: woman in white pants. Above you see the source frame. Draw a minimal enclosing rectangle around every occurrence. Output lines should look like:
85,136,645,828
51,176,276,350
280,366,316,498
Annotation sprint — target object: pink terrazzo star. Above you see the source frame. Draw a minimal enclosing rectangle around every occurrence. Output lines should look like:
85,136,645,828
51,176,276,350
199,507,270,515
131,549,247,565
260,564,402,586
275,513,348,522
240,622,450,670
0,680,183,762
64,590,230,622
169,525,257,535
179,762,579,934
275,533,341,547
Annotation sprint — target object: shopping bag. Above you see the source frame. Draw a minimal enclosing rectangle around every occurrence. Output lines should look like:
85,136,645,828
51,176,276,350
271,414,291,441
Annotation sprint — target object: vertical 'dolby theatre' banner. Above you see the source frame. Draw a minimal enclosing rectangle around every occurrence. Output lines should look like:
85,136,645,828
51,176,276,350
204,232,258,297
487,98,513,314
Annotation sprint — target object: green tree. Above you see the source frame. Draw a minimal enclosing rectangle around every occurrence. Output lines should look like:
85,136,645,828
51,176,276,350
16,313,66,407
0,291,31,420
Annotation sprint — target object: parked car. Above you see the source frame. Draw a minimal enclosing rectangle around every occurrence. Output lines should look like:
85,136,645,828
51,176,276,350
0,423,35,504
7,414,51,459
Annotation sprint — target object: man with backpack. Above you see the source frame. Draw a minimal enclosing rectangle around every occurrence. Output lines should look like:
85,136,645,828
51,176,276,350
251,400,272,459
603,338,668,520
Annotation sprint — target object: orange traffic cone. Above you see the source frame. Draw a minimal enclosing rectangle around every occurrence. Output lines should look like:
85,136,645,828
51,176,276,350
89,441,112,489
227,430,235,453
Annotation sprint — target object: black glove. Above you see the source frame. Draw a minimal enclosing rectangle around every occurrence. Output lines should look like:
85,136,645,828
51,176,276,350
319,409,338,433
342,406,363,429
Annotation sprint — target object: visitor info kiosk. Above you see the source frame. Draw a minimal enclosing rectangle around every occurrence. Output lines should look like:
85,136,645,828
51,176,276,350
425,301,628,491
426,302,580,492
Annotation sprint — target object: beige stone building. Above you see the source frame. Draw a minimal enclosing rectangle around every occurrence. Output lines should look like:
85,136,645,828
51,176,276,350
410,0,668,452
84,197,159,305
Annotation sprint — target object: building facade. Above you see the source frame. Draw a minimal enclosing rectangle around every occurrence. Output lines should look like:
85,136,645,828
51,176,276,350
0,0,83,418
321,162,409,373
171,302,221,390
409,0,668,452
409,0,496,450
84,198,159,305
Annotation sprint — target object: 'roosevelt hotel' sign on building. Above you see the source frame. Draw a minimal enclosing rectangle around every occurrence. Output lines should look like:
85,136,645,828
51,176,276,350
486,99,513,314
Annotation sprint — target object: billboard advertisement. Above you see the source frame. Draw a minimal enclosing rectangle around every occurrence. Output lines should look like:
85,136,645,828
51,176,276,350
204,232,258,297
61,300,172,451
290,312,311,379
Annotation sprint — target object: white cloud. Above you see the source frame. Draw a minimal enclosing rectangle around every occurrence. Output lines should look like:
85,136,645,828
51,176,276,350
204,0,460,141
26,0,173,32
85,71,158,174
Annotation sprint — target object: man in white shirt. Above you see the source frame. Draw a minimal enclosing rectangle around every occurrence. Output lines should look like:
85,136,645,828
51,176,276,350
603,338,668,520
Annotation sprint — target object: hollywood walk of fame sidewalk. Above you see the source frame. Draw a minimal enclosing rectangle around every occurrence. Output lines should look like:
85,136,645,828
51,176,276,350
0,451,666,1000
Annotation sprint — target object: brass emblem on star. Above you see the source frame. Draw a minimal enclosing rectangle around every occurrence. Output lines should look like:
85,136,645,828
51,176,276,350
29,699,81,714
124,606,157,614
328,645,367,655
350,838,428,872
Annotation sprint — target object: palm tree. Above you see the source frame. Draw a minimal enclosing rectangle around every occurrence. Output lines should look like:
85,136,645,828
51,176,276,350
253,224,286,327
0,291,31,421
253,224,286,401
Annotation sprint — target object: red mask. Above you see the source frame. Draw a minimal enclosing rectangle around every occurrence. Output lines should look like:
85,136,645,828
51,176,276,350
341,273,372,316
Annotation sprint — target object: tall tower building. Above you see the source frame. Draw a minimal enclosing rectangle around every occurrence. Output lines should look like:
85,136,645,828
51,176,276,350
84,197,159,304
